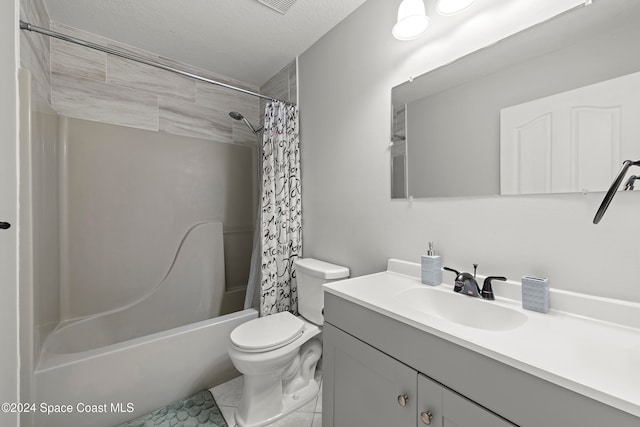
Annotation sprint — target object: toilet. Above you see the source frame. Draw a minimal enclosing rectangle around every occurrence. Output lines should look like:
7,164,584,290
228,258,349,427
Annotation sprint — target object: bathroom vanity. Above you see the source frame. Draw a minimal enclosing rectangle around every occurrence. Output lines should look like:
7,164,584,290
322,260,640,427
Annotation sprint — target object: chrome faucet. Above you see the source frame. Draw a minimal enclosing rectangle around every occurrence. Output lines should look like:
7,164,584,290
444,264,481,297
443,264,507,300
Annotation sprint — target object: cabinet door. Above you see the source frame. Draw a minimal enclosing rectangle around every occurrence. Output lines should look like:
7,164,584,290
417,375,443,427
442,388,517,427
323,323,417,427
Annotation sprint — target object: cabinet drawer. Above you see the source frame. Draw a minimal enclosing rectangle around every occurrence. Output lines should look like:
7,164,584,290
443,387,517,427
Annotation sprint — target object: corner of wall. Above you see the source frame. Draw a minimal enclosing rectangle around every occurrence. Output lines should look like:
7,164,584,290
20,0,53,112
259,59,298,122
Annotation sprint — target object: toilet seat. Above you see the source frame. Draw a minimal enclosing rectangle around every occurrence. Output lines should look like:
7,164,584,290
230,312,304,353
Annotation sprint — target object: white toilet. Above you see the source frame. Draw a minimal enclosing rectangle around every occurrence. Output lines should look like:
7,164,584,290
228,258,349,427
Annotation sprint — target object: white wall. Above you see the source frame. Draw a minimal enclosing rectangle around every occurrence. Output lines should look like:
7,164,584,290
0,0,20,426
298,0,640,303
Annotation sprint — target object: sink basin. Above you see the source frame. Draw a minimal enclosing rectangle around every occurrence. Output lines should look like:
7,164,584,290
395,287,527,331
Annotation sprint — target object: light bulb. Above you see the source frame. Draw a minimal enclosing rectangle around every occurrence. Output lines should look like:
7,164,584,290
393,0,430,41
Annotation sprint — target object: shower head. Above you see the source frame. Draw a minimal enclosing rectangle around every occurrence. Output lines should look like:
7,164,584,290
229,111,244,121
229,111,262,135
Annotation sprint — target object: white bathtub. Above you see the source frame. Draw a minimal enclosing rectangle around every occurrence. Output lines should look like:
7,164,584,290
32,221,256,426
34,308,257,427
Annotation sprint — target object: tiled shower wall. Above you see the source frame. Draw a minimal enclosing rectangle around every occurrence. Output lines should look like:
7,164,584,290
21,0,296,141
265,59,297,103
48,21,261,146
260,59,298,122
20,0,52,112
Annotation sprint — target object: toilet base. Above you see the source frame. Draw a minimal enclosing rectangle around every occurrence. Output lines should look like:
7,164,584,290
234,372,321,427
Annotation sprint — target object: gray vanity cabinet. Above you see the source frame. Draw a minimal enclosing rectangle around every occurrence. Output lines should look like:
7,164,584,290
324,287,640,426
323,323,517,427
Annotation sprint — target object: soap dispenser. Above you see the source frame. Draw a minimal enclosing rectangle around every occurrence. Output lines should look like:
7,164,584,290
421,242,442,286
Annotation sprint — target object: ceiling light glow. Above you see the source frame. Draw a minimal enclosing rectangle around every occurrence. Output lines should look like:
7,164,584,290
436,0,476,16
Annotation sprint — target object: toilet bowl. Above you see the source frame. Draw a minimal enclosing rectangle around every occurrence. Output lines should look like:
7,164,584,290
227,258,349,427
228,312,322,427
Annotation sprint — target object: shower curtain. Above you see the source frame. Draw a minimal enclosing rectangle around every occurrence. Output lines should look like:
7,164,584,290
259,101,301,316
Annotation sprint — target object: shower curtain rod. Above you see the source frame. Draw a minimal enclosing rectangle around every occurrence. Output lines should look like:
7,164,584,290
19,20,292,105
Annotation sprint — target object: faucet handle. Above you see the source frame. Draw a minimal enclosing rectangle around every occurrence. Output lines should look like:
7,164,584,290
481,276,507,300
443,266,460,275
443,267,465,293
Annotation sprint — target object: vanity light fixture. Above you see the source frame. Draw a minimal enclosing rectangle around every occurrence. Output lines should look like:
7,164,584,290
436,0,476,16
393,0,430,40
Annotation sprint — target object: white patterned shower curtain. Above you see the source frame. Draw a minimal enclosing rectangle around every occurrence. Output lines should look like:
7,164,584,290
260,101,302,316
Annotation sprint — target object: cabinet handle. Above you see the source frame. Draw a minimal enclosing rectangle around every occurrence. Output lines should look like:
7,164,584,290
0,222,10,230
397,394,409,407
420,411,433,425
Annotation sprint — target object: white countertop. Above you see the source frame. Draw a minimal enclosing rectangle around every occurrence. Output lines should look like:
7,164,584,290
323,259,640,418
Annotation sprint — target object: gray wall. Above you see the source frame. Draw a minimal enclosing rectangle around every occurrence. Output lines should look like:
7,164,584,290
297,0,640,303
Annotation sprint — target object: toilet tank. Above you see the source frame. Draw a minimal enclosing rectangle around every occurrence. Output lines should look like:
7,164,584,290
294,258,349,325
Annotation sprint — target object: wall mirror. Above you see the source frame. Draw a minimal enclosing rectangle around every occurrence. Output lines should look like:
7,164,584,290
391,0,640,199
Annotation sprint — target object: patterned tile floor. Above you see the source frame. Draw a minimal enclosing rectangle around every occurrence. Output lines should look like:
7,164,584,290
210,376,322,427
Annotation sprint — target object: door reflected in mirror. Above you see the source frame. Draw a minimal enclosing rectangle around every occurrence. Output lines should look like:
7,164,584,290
501,72,640,195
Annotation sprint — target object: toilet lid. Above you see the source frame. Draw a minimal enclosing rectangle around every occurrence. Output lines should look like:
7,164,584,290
230,312,305,352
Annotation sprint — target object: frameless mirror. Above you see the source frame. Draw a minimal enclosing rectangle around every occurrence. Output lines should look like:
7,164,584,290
391,0,640,199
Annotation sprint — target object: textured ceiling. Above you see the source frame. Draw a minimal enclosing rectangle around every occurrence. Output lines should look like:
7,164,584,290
43,0,369,87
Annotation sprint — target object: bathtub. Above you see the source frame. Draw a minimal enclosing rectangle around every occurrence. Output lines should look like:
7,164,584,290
33,221,257,426
34,309,257,427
